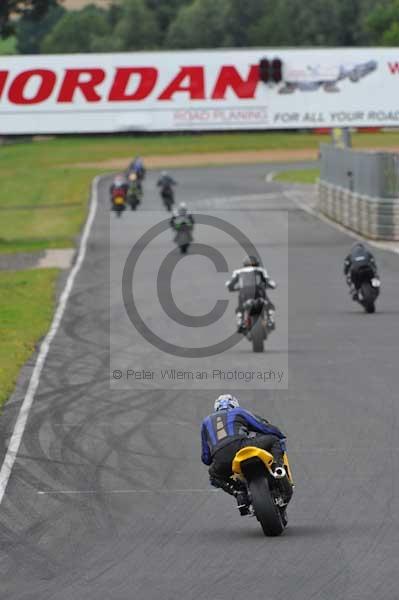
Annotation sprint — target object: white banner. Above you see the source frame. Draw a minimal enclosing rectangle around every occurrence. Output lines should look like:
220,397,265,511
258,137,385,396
0,48,398,134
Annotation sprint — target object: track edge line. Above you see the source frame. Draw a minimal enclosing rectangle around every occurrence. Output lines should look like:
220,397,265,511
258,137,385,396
0,175,101,505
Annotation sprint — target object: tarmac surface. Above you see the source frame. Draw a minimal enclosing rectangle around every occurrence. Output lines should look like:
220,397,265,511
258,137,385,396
1,164,399,600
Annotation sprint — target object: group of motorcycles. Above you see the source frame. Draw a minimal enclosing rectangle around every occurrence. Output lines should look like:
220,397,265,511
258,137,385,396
237,243,383,358
111,165,381,363
110,165,385,537
110,162,178,217
110,164,145,217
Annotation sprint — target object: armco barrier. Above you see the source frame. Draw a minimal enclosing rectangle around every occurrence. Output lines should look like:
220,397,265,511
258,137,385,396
319,144,399,198
318,145,399,240
318,180,399,240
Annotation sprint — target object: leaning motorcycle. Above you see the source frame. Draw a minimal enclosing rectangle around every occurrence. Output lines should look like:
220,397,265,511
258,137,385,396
241,298,275,353
232,446,294,537
349,266,380,313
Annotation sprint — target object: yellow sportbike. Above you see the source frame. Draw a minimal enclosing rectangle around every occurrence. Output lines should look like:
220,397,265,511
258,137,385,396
232,446,294,536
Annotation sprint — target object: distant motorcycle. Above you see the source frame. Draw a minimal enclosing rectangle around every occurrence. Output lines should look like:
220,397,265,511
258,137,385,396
157,173,176,212
174,221,193,254
127,158,146,192
110,187,127,217
232,444,294,536
348,267,381,313
161,184,175,212
241,298,275,353
127,173,142,211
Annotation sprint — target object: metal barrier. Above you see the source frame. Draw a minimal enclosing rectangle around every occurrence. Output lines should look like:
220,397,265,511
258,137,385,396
319,144,399,198
318,145,399,240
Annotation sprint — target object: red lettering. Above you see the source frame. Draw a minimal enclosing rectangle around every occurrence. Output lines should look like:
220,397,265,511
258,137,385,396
108,67,157,101
212,65,259,100
0,70,8,100
158,67,205,101
58,68,105,102
8,69,56,105
388,62,399,74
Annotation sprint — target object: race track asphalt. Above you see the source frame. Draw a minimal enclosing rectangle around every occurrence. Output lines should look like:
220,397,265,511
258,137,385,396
1,163,399,600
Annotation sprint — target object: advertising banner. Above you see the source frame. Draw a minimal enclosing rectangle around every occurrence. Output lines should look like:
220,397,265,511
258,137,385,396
0,47,398,134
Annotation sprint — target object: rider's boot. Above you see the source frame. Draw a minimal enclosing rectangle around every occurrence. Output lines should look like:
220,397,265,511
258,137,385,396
236,490,251,516
267,309,276,331
236,311,245,333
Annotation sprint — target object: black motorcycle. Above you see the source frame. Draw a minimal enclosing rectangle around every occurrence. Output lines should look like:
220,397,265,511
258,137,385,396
161,185,175,212
349,266,381,313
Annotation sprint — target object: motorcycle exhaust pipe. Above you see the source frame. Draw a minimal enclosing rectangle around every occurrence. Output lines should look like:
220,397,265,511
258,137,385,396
273,466,286,479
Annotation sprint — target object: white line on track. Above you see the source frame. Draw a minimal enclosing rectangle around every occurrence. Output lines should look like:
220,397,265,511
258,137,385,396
37,489,218,495
0,176,101,506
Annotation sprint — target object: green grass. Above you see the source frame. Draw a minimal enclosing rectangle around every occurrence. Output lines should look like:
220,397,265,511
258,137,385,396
0,269,59,409
0,164,100,253
0,37,16,55
275,168,320,184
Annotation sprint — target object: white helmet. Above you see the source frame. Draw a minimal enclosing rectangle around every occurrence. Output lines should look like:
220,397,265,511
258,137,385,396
214,394,239,412
178,202,187,216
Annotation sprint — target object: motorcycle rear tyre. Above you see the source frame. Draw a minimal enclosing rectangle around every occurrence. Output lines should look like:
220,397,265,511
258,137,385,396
251,317,265,353
248,476,284,537
361,282,376,314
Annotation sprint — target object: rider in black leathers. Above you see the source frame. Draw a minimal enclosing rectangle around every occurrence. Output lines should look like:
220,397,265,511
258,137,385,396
157,171,177,210
226,256,276,332
344,242,378,300
157,171,176,190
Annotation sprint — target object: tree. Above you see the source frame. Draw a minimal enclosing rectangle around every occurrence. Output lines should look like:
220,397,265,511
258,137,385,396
366,0,399,45
165,0,229,49
145,0,187,39
41,5,111,53
225,0,269,47
111,0,160,51
1,0,55,38
16,3,65,54
249,0,375,47
0,36,17,54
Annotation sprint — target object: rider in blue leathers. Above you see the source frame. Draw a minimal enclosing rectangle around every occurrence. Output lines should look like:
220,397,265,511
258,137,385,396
201,395,292,514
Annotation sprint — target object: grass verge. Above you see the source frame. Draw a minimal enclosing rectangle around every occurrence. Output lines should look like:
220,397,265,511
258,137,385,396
275,168,320,184
0,269,59,410
0,166,99,253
